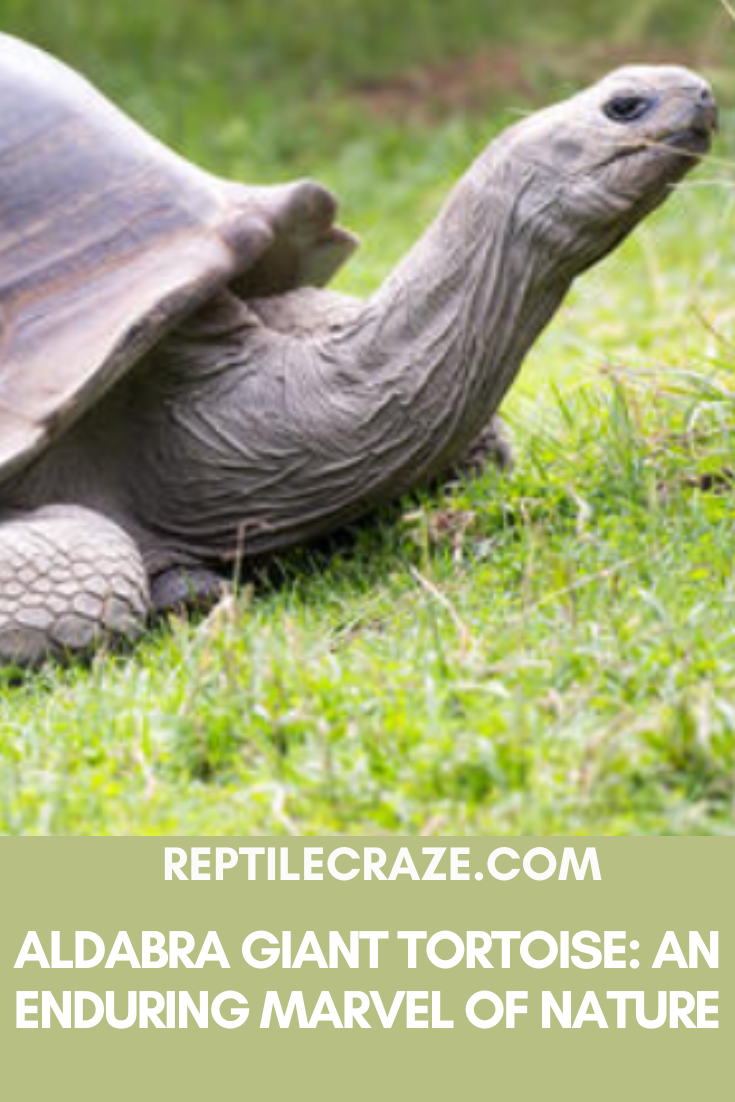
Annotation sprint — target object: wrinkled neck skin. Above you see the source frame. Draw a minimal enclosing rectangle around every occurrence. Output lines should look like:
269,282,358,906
324,148,572,485
132,144,584,563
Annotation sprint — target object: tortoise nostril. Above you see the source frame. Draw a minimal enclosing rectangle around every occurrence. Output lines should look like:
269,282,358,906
695,86,718,133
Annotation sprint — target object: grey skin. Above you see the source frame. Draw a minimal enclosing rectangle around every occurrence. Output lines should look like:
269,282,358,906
0,65,717,665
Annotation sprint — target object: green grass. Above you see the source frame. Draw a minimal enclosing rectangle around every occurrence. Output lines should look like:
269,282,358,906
2,1,735,835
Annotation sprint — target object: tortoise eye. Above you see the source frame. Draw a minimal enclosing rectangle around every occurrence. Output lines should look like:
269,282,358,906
604,95,654,124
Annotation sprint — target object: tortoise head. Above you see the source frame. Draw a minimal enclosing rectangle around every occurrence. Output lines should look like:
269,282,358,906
498,65,717,268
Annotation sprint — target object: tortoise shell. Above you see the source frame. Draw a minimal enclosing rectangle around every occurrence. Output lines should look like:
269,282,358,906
0,33,357,480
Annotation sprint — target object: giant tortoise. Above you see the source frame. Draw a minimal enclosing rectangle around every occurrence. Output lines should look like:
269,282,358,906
0,34,717,664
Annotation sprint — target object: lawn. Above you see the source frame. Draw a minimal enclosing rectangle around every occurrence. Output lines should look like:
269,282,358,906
2,1,735,835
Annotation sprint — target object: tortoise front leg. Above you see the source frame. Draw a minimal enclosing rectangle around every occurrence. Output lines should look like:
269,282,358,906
0,505,150,667
448,415,515,480
150,566,228,617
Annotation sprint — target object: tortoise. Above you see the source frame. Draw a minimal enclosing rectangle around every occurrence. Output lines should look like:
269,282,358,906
0,33,717,665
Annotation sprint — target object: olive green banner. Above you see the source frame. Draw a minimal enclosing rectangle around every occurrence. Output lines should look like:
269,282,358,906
1,839,731,1100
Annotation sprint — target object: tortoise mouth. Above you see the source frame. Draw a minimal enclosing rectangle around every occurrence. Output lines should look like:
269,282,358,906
595,127,710,174
662,126,712,156
596,127,712,181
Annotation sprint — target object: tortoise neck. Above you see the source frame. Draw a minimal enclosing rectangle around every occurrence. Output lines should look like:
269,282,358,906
118,149,576,563
323,146,571,488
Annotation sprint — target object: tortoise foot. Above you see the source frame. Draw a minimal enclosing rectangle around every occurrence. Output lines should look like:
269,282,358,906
150,566,228,617
451,415,515,479
0,505,150,667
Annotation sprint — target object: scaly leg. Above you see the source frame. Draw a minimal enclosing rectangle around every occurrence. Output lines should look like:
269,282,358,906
150,566,228,616
0,505,150,667
449,415,515,480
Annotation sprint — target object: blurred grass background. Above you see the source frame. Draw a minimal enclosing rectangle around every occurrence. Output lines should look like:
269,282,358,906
2,1,735,835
